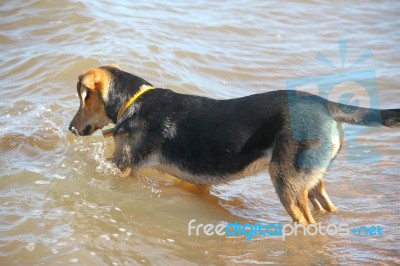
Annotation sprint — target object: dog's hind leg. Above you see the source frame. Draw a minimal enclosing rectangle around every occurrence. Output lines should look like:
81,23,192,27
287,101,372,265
291,188,316,225
268,130,338,224
269,163,316,225
309,180,337,212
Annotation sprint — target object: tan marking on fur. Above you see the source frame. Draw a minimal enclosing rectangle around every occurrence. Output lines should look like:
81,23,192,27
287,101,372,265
282,192,313,225
112,146,273,185
309,195,324,211
234,156,270,179
139,84,154,91
149,149,273,185
299,190,316,224
109,64,121,70
120,168,132,177
301,168,327,192
80,68,111,102
308,180,337,212
286,203,307,225
122,144,131,156
282,190,316,225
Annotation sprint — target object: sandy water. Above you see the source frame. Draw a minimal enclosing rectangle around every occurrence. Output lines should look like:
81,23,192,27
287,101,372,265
1,0,399,265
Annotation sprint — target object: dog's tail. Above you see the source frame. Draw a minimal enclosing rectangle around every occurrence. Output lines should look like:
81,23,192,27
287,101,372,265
328,102,400,128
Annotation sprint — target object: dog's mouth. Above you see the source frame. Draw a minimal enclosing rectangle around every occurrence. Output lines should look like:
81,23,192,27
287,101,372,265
68,124,94,136
82,125,94,136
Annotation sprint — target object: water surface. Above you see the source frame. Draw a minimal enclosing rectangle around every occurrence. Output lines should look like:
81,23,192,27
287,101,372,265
1,0,399,265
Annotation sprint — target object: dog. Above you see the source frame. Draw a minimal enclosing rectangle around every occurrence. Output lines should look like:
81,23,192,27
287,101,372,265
69,65,400,225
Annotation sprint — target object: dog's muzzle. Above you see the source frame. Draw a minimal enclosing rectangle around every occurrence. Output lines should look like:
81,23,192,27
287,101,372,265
68,124,80,136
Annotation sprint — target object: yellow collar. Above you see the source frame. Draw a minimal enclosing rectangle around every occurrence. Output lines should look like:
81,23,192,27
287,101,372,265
102,85,154,138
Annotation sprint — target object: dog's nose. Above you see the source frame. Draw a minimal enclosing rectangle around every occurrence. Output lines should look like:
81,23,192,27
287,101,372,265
68,124,78,135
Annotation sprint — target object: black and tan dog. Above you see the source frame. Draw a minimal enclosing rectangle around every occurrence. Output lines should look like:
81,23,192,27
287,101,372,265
69,65,400,225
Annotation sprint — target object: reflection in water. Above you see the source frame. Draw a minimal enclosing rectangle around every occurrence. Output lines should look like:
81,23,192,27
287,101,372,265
0,0,399,264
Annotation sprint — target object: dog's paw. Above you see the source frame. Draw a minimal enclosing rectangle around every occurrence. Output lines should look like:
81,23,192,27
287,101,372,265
120,167,132,178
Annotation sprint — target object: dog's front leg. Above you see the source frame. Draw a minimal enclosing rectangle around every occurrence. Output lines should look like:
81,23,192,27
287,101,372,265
112,137,135,177
112,152,133,177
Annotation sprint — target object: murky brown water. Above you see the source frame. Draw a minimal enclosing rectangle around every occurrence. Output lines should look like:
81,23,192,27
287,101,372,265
1,0,400,265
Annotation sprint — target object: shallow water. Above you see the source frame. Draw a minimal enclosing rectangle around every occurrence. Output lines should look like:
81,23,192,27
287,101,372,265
1,0,400,265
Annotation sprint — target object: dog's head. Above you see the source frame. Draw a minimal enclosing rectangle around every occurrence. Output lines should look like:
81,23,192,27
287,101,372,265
69,65,153,136
68,66,116,136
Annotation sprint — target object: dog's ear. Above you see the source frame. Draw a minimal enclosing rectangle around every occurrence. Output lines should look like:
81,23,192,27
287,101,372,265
76,75,89,106
80,70,99,91
79,69,111,101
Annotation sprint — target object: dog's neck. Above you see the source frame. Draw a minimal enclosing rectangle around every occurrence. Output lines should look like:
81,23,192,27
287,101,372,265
102,84,154,138
105,84,153,124
101,67,153,123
